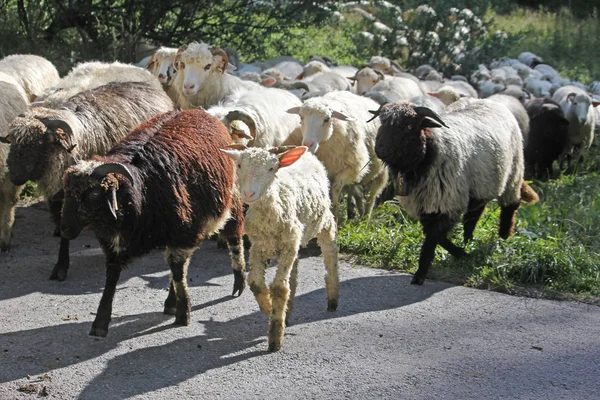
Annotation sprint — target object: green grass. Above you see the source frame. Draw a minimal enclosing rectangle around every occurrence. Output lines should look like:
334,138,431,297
338,148,600,300
490,6,600,84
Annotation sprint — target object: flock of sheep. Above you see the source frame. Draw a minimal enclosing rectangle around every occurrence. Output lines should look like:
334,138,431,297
0,40,597,351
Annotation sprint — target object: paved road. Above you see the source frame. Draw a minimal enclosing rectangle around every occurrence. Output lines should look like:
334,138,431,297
0,205,599,399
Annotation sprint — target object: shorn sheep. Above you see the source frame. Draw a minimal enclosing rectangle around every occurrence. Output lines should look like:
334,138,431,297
524,98,570,180
221,145,338,352
0,72,29,251
552,85,600,168
36,61,160,108
3,81,174,281
372,100,538,285
172,42,259,109
60,109,246,337
0,54,59,101
287,91,388,223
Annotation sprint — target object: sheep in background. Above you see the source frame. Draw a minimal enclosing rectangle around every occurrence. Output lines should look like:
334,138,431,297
487,94,530,145
552,85,600,168
524,98,570,180
363,77,423,102
171,42,259,109
146,46,179,86
2,81,174,281
478,80,505,98
518,52,544,68
36,61,159,108
295,62,352,97
61,109,246,337
208,87,301,148
524,77,552,99
502,85,532,103
372,100,538,284
287,91,388,223
428,85,463,106
0,54,59,101
221,145,338,352
0,72,30,252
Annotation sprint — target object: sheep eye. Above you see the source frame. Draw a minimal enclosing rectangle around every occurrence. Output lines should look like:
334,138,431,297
268,167,274,172
204,64,212,71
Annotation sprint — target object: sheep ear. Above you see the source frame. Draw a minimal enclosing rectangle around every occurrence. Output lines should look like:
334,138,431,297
592,101,600,107
262,77,277,87
220,149,241,160
428,92,439,98
567,93,576,102
332,111,354,121
278,146,308,168
286,107,301,115
295,73,305,80
225,143,248,151
421,118,444,129
29,101,45,107
414,106,448,128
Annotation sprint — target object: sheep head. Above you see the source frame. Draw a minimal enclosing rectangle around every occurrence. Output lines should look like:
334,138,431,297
150,46,179,85
355,67,385,95
566,92,593,124
5,112,76,186
374,102,447,174
221,146,307,204
174,42,228,97
287,99,353,153
61,160,136,240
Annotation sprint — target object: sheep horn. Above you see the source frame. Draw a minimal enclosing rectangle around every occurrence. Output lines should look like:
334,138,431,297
226,144,248,150
390,60,405,72
374,69,385,81
40,117,76,152
174,44,188,71
269,145,297,155
210,47,229,74
92,163,135,186
290,82,310,91
414,106,449,128
366,102,388,123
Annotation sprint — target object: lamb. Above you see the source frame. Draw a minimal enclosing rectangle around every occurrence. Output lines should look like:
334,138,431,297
487,94,530,145
60,109,246,337
552,85,600,168
146,46,179,85
221,145,338,352
524,98,570,180
207,87,301,148
287,91,388,223
0,72,29,252
172,42,259,109
36,61,160,108
0,54,59,102
3,81,174,281
372,100,538,284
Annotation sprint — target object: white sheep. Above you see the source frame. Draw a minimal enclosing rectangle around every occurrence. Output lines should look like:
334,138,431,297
37,61,159,108
208,87,301,148
287,91,388,223
146,46,179,85
373,100,538,284
0,54,59,102
518,52,544,67
221,145,339,352
172,42,259,109
552,85,600,167
0,72,30,251
524,77,552,98
487,94,531,145
364,77,423,102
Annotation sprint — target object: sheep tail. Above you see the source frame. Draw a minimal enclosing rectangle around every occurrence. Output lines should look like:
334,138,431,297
520,180,539,205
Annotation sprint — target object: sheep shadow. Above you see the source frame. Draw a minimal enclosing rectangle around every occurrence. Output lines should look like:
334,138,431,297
0,273,448,399
0,205,241,302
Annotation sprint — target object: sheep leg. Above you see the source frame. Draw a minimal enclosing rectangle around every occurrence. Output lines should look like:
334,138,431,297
90,255,127,337
0,179,21,252
248,247,272,317
163,280,177,315
414,213,458,285
50,238,70,281
268,252,296,352
330,181,344,224
462,198,487,243
499,203,520,239
222,200,246,296
166,247,195,326
48,190,64,237
285,259,299,327
364,168,389,221
317,227,339,312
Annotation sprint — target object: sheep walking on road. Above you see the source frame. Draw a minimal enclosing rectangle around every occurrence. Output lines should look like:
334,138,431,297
222,145,338,351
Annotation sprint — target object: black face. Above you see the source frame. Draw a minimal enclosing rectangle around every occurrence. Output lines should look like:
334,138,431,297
7,137,57,185
375,121,427,174
60,186,113,240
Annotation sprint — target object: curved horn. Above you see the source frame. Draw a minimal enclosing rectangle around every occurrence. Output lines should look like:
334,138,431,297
173,44,188,71
390,60,405,72
269,145,298,155
210,47,229,74
290,81,310,91
374,69,385,81
92,163,135,186
366,103,388,123
414,106,449,128
40,116,73,138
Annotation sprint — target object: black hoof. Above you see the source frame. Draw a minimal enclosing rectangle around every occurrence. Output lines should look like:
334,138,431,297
173,315,190,326
89,325,108,337
163,307,177,316
232,271,245,296
410,275,425,285
327,299,338,312
50,263,68,281
0,244,10,253
267,342,281,352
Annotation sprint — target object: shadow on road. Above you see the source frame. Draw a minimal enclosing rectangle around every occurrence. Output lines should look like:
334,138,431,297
0,273,446,399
